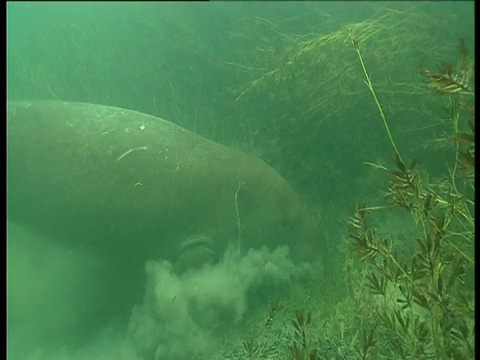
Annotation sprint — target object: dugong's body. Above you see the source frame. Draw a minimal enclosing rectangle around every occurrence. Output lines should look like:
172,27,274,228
7,101,317,267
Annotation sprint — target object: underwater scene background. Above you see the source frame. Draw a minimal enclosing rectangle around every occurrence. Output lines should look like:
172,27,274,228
7,2,474,359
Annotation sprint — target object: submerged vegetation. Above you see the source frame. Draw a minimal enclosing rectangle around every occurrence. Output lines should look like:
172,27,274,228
206,17,475,360
345,38,474,359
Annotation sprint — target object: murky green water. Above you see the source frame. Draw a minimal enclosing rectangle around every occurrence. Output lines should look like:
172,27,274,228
7,2,474,359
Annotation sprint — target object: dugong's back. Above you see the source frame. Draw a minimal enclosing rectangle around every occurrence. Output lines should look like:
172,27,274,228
7,101,311,262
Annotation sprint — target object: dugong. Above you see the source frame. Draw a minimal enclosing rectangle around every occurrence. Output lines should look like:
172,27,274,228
7,101,319,268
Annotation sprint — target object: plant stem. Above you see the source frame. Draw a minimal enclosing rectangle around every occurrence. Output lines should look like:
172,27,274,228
353,40,404,165
234,179,245,257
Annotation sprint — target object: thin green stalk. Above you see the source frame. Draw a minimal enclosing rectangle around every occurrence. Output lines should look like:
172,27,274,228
353,39,404,165
234,179,245,257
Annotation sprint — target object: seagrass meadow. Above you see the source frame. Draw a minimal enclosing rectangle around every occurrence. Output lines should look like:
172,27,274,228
7,2,474,359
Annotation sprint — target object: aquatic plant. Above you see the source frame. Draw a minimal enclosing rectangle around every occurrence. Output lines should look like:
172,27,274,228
227,7,472,238
288,309,319,360
345,38,475,359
